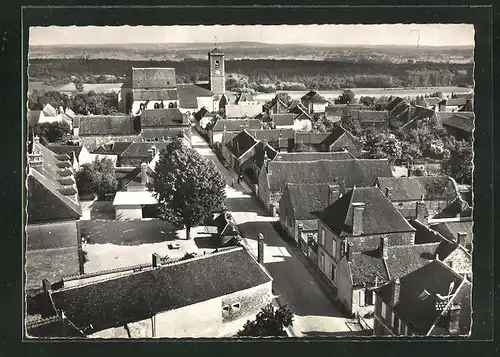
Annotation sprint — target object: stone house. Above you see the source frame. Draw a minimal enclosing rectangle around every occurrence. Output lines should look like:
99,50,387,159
29,247,272,338
270,113,296,129
293,126,360,156
210,119,262,146
222,130,260,174
314,186,416,315
375,176,460,220
373,260,471,336
301,91,331,114
257,158,393,215
267,93,291,115
25,138,83,296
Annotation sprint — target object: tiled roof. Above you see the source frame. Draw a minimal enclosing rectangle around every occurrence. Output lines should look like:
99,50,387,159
325,105,348,120
253,142,279,169
140,128,187,139
225,104,262,119
301,91,329,104
355,110,389,123
140,109,188,127
212,119,261,132
294,132,331,145
350,250,389,286
271,113,296,126
267,159,393,193
247,129,295,141
49,247,271,333
318,186,414,236
274,151,353,162
432,197,472,219
78,115,137,136
42,103,58,117
132,88,178,101
132,68,176,89
407,105,435,123
442,113,474,133
96,141,133,156
375,176,458,201
385,243,440,280
225,130,259,158
25,247,81,291
285,183,332,219
120,142,170,159
430,220,473,247
193,107,210,122
376,260,471,335
46,144,83,164
211,47,224,54
442,97,468,106
177,84,213,109
28,110,42,127
320,125,359,148
423,97,442,106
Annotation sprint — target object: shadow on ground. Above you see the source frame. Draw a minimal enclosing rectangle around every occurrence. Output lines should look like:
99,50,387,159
194,235,219,249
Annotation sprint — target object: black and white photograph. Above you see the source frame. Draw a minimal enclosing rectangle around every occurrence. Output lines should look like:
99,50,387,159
24,22,475,339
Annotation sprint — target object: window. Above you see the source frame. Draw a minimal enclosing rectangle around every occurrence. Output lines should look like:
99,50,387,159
332,238,337,259
380,301,387,319
222,305,230,313
320,253,325,271
232,303,240,311
365,290,374,305
331,264,336,282
320,228,326,246
393,316,400,334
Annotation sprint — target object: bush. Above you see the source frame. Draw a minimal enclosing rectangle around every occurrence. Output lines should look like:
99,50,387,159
76,158,118,199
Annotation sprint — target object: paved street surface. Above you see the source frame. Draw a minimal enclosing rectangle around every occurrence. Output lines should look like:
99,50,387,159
191,130,354,337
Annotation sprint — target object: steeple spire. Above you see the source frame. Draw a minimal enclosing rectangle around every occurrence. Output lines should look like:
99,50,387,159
214,36,217,48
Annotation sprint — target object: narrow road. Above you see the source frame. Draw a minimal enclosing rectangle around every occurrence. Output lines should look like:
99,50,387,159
191,129,353,337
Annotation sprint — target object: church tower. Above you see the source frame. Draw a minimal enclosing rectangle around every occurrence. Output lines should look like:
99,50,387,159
208,47,225,96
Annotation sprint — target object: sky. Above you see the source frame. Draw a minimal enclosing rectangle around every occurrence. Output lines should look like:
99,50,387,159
29,24,474,47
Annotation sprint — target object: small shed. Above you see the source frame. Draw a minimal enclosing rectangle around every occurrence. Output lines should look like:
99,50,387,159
212,212,241,247
112,191,158,220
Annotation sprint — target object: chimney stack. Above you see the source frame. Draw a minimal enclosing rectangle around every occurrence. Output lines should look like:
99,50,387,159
381,236,388,260
297,223,303,242
416,201,428,223
151,145,157,158
385,187,391,199
448,304,462,334
391,278,401,306
328,184,340,204
257,233,264,264
140,163,148,185
147,149,154,162
152,253,162,268
456,232,467,247
351,202,365,236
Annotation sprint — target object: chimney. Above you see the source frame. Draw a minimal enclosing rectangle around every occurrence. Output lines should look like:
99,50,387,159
381,236,388,260
391,278,401,306
152,253,162,268
385,187,391,199
257,233,264,264
297,223,303,242
328,184,340,204
263,149,270,171
151,145,157,158
456,232,467,247
448,304,461,334
147,149,154,162
140,163,148,185
416,201,427,223
345,241,353,262
42,278,51,293
351,202,365,236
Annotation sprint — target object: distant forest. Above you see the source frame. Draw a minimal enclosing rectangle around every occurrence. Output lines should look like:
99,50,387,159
28,58,474,91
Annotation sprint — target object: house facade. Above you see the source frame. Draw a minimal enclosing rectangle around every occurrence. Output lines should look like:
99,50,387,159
210,119,262,146
301,91,330,114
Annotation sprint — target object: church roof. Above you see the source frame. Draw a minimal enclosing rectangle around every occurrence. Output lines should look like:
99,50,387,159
210,47,224,55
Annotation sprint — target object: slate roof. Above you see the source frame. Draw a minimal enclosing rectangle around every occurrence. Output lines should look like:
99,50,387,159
132,68,176,89
321,125,359,148
78,116,137,136
46,144,83,164
49,247,271,333
430,220,473,247
225,104,262,119
120,142,169,159
132,88,178,101
385,243,440,280
285,183,332,219
301,91,329,104
274,151,353,162
441,113,475,133
141,128,186,139
350,250,389,286
432,198,472,219
177,84,214,109
441,97,468,106
253,142,279,169
193,107,210,122
247,129,295,142
385,97,405,112
406,105,436,124
294,132,332,145
271,113,296,126
210,47,224,54
266,159,393,193
140,109,188,127
225,130,259,158
355,110,389,123
317,186,414,236
375,176,458,201
424,97,442,107
376,260,471,335
42,103,58,117
212,119,261,132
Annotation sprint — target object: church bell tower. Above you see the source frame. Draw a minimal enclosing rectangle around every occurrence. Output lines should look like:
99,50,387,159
208,46,225,96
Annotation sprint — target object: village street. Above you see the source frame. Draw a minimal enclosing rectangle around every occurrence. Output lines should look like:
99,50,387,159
190,129,356,337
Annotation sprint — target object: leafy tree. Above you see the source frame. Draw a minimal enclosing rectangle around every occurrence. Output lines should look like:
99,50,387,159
237,304,294,337
431,91,444,98
76,158,118,198
440,139,473,184
74,78,84,92
35,121,71,143
150,138,227,239
337,89,356,105
359,96,375,107
29,90,71,111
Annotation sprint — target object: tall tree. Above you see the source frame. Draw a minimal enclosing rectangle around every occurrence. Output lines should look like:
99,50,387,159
75,158,118,199
237,304,294,337
35,121,71,143
440,139,473,184
151,138,227,239
337,89,356,105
